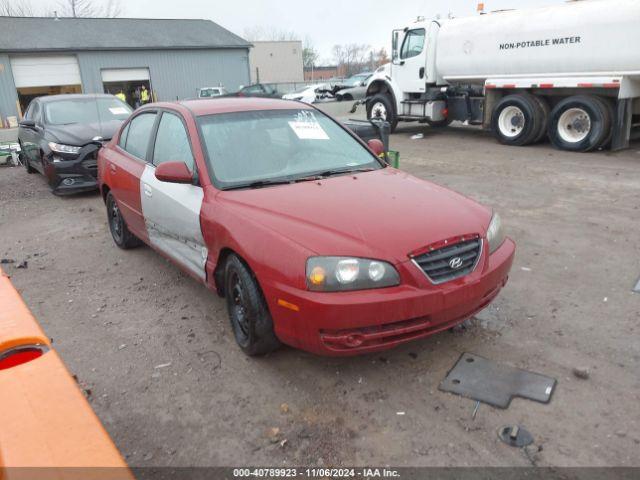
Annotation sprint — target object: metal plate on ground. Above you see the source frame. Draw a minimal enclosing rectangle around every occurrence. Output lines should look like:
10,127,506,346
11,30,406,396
439,353,556,409
633,276,640,293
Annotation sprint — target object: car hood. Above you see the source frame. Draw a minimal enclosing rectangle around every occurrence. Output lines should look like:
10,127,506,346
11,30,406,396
46,120,123,145
218,168,492,263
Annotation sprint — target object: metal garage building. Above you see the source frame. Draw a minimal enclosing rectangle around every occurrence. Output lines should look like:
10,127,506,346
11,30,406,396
0,16,252,121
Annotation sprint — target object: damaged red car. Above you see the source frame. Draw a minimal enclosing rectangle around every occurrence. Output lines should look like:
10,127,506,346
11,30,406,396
98,98,515,356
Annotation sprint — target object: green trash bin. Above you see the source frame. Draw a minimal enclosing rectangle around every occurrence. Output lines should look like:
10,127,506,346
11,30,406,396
386,150,400,168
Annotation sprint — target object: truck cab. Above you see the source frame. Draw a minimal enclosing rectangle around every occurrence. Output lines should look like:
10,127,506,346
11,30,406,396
366,19,450,132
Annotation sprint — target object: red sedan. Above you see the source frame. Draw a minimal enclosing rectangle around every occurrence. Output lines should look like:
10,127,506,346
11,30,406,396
98,98,515,356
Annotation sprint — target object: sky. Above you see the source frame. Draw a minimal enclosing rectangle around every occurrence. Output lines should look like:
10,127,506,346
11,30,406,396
29,0,566,62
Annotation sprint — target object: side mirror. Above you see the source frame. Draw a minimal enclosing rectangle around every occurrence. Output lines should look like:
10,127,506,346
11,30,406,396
155,161,192,184
19,119,36,129
367,139,385,157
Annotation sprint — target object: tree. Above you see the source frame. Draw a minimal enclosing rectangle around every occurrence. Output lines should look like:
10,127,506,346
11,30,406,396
243,26,299,42
302,37,319,69
332,43,371,77
0,0,38,16
57,0,122,18
0,0,123,17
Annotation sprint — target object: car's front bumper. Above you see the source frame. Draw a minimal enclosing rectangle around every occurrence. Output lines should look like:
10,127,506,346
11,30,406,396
43,145,100,195
264,238,515,356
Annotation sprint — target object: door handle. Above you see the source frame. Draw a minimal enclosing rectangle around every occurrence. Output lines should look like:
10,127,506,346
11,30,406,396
109,163,117,173
419,67,425,79
143,184,153,197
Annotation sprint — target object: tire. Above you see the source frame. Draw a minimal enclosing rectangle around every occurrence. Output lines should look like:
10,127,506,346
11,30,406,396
106,192,142,249
591,96,614,150
531,95,550,144
20,143,36,174
547,95,612,152
367,93,398,133
491,94,540,146
224,254,281,356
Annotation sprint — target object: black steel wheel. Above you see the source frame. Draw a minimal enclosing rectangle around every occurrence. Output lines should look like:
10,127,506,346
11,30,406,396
106,192,142,249
224,254,281,356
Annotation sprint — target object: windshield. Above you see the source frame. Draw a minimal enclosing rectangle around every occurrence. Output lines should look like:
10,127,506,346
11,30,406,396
198,109,382,189
45,97,132,125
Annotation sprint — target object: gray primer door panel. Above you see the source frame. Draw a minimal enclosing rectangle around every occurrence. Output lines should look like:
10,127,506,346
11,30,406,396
140,165,207,281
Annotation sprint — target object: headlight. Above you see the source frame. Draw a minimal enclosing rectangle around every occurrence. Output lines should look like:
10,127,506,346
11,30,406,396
487,212,506,254
48,142,81,155
306,257,400,292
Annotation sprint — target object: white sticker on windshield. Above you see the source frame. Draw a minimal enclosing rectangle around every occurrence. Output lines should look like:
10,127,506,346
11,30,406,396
288,111,329,140
109,107,129,115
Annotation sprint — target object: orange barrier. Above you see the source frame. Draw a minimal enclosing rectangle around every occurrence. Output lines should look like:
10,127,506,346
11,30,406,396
0,268,134,479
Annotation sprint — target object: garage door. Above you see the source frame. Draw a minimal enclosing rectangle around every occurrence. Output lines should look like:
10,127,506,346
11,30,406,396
10,55,81,88
101,68,150,83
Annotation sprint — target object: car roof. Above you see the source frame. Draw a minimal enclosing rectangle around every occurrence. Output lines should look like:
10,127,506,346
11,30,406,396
38,93,118,103
176,97,314,116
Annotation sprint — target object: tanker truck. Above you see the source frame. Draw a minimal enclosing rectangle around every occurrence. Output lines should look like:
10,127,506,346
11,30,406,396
362,0,640,152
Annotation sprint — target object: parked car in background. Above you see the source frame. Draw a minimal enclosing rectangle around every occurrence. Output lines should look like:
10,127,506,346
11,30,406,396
332,72,373,97
98,97,515,357
231,83,281,98
335,73,374,102
282,84,332,104
19,94,132,195
198,87,228,98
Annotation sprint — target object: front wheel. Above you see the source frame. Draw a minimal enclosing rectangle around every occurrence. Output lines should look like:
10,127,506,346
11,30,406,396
224,254,281,356
367,94,398,133
106,192,142,249
20,144,36,173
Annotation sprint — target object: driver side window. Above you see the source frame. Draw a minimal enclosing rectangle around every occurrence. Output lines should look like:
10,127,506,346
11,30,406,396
401,28,426,59
152,112,194,171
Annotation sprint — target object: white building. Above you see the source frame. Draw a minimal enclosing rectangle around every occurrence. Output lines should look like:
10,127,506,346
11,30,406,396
249,41,304,84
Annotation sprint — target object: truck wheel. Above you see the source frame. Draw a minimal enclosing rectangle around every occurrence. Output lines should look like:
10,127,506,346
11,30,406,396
224,254,281,356
548,95,612,152
106,192,142,249
491,94,540,146
367,94,398,133
531,95,550,143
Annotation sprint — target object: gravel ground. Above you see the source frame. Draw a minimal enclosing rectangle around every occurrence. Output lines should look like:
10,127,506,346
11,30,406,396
1,112,639,467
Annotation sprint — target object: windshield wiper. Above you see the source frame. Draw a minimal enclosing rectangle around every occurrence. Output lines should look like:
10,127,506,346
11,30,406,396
294,167,375,182
223,179,293,190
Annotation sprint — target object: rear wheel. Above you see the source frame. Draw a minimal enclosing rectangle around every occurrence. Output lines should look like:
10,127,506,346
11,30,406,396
531,95,550,143
20,143,35,173
367,93,398,133
548,95,612,152
106,192,142,249
491,94,540,146
224,254,281,356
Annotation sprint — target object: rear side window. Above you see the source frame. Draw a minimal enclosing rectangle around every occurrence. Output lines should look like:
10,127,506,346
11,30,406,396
152,112,194,170
124,113,156,160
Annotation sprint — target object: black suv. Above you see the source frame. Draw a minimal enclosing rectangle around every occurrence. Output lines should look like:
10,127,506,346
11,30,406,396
19,94,132,194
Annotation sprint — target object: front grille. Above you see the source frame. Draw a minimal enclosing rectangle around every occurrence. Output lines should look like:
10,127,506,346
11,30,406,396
412,237,482,284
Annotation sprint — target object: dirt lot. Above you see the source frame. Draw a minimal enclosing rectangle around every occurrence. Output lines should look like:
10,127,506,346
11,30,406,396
1,113,639,468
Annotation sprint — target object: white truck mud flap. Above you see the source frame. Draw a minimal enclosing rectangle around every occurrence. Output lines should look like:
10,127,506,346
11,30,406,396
140,165,207,281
